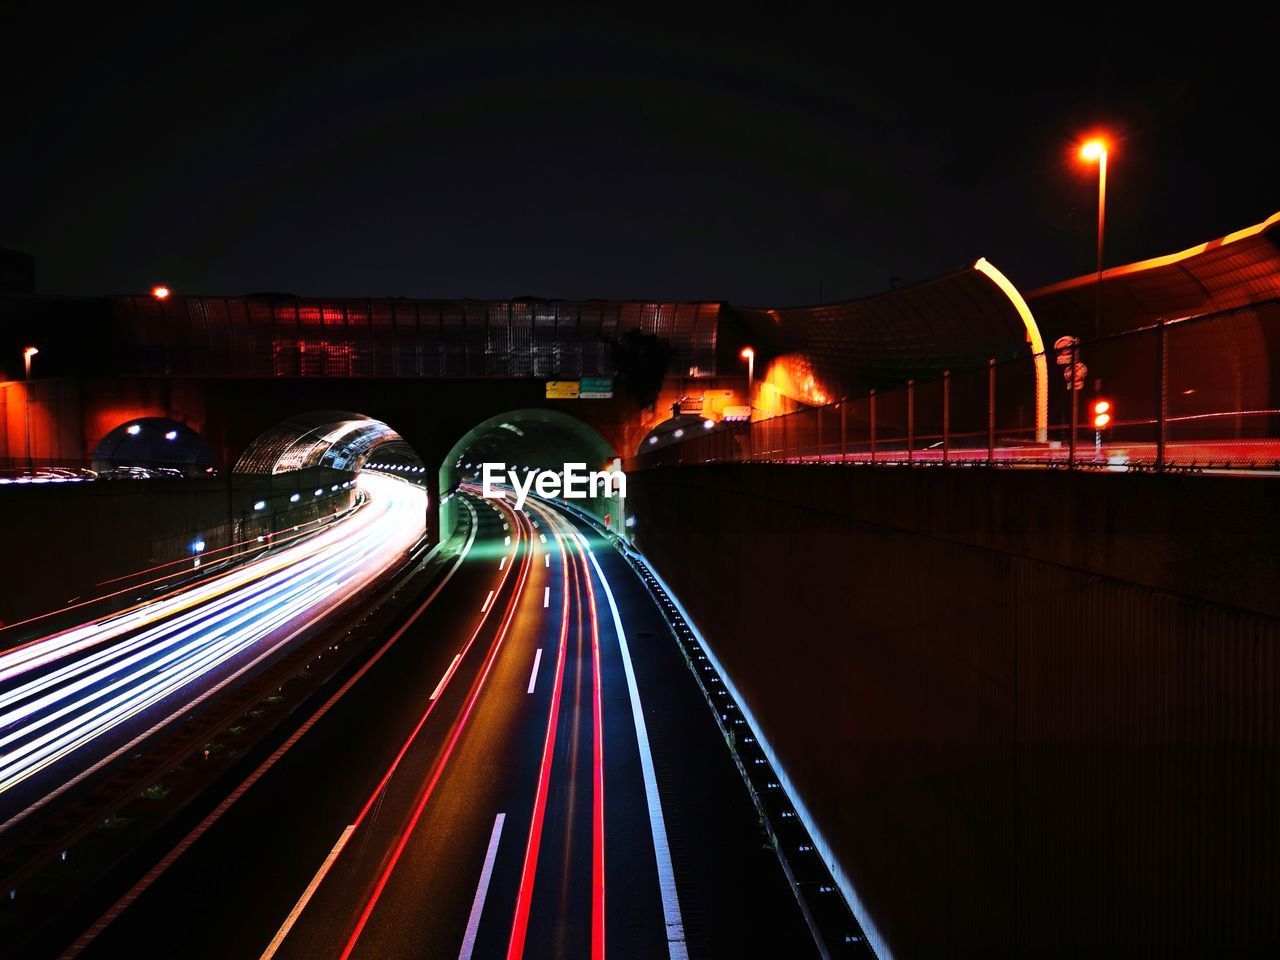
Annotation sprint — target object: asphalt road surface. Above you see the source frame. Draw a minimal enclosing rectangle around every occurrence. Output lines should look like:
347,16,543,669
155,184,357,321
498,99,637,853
44,490,814,959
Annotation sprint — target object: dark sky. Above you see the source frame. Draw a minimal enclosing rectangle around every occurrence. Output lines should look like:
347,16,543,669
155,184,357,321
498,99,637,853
3,11,1277,305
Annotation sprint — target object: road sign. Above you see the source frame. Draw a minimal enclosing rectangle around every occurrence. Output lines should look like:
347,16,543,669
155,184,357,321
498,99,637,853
1064,361,1087,390
545,380,580,399
579,377,614,399
1054,335,1080,365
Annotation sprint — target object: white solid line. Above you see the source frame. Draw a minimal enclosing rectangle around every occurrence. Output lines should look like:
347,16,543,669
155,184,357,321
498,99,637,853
481,589,495,613
543,586,550,608
527,649,543,694
430,654,462,701
586,547,688,959
260,824,356,960
499,556,506,571
457,813,506,960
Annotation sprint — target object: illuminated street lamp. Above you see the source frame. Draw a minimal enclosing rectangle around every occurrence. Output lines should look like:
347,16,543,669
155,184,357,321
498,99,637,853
152,285,171,300
740,347,755,415
1079,137,1109,339
23,345,38,379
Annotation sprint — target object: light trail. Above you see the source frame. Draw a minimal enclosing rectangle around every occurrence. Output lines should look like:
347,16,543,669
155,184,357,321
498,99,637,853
0,473,426,808
65,500,482,960
337,500,535,960
506,505,571,960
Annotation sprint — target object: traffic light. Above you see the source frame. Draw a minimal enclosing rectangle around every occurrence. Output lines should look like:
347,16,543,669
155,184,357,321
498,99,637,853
1092,400,1112,429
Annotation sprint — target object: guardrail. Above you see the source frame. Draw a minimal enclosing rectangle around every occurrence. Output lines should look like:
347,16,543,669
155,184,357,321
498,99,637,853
631,299,1280,473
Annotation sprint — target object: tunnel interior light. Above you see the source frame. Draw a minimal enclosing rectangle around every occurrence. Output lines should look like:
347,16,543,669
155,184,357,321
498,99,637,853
674,428,684,438
290,493,301,503
253,500,266,510
152,285,171,300
126,424,141,436
648,436,658,445
625,515,636,528
704,419,715,429
164,429,178,440
191,538,206,553
314,488,323,496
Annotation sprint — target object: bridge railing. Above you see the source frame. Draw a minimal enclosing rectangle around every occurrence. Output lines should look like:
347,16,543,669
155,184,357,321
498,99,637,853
629,298,1280,473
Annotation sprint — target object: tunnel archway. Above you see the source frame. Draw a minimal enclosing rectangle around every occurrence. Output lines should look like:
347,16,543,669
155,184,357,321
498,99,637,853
232,410,428,544
439,408,620,538
91,417,217,478
233,410,421,476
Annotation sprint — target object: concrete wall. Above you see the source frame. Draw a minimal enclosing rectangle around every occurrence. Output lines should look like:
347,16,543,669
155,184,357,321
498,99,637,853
626,464,1280,959
0,467,355,629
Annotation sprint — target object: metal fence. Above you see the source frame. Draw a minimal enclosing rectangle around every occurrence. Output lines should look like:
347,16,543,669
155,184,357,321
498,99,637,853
630,298,1280,473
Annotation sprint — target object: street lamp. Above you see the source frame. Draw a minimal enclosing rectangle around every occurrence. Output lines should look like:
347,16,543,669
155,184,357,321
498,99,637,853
22,346,39,473
739,347,755,415
1079,137,1108,339
152,285,171,300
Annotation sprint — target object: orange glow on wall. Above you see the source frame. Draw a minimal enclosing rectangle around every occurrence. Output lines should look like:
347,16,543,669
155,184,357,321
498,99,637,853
1033,210,1280,296
756,353,835,417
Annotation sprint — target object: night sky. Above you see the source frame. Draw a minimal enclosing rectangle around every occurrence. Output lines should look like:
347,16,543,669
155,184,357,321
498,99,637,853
3,11,1277,305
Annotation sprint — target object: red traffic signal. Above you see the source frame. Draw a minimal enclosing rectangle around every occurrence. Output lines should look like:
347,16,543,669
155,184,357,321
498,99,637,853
1092,399,1112,429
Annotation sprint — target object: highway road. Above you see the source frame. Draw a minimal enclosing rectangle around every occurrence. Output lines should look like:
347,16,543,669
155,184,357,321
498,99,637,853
0,473,426,830
41,488,814,959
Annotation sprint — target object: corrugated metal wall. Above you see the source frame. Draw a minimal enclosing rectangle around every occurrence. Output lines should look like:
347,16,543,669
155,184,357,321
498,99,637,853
626,464,1280,958
110,296,721,380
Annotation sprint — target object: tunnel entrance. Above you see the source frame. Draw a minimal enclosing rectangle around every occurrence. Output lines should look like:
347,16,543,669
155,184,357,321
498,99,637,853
439,408,620,539
91,417,217,478
233,410,427,545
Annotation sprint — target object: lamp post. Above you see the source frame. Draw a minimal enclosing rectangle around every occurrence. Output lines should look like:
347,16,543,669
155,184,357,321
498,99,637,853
22,346,38,474
740,346,755,416
1079,138,1108,340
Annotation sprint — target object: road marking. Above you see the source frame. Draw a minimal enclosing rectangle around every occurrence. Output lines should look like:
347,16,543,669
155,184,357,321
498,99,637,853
506,516,570,959
587,547,688,959
482,589,495,612
539,533,546,543
543,586,550,608
339,514,535,960
505,536,511,546
544,554,550,568
260,824,356,960
430,654,462,701
458,814,506,960
499,556,506,571
63,500,482,960
527,649,543,693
